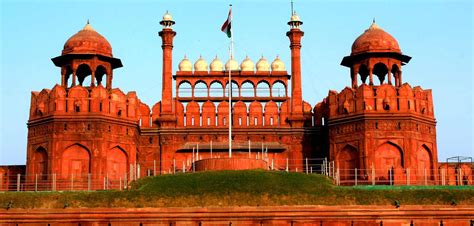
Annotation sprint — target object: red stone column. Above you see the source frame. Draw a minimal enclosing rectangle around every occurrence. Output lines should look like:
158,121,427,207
158,28,176,114
286,28,305,127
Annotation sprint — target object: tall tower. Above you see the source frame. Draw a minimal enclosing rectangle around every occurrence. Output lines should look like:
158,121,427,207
286,11,305,127
157,11,177,127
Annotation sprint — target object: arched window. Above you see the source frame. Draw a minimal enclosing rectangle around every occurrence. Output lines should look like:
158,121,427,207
209,81,224,97
272,81,286,97
65,65,73,87
95,65,107,87
194,81,208,98
358,64,369,84
241,81,255,97
225,81,239,97
256,81,270,97
76,64,92,87
178,81,192,97
373,63,388,85
391,64,400,86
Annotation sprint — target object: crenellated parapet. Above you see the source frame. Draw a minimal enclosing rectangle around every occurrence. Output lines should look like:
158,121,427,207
29,84,147,123
327,83,435,119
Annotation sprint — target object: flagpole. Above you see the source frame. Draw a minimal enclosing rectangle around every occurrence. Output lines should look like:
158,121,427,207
228,4,233,158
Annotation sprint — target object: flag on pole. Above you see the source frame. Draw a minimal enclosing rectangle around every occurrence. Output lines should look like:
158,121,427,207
221,6,232,38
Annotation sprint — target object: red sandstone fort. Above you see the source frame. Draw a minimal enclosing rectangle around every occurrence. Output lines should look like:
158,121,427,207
0,11,472,190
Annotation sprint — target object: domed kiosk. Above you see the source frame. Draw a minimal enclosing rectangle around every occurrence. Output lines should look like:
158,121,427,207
51,21,122,89
341,20,411,88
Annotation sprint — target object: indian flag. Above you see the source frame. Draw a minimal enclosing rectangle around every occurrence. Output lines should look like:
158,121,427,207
221,7,232,38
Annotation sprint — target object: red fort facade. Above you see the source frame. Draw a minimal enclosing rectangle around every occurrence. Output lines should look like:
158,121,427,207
4,11,461,189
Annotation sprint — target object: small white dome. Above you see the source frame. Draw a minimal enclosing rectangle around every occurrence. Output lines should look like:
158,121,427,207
225,57,239,71
256,56,270,71
178,55,192,71
240,56,255,72
271,56,286,71
290,11,301,22
210,55,224,71
194,55,208,71
163,11,173,21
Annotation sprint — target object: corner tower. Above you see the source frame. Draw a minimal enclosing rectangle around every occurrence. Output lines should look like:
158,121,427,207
26,22,143,190
325,21,438,185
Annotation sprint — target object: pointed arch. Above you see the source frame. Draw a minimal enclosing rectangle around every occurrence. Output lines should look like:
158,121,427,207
417,144,433,181
241,80,255,97
272,80,286,97
107,146,128,181
374,141,404,182
178,81,192,97
76,64,92,87
61,143,91,179
194,80,208,98
33,146,48,179
209,80,224,97
256,80,270,97
373,63,388,85
337,145,359,181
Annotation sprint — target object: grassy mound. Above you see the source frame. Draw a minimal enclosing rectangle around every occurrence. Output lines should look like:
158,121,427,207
1,170,473,209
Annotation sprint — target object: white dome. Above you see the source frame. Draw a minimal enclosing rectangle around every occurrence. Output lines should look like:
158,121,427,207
271,56,286,71
256,56,270,71
240,56,255,72
225,57,239,71
210,55,224,71
178,55,192,71
194,55,209,71
163,11,173,21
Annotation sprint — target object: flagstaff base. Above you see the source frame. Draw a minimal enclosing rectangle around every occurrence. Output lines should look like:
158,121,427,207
194,158,268,171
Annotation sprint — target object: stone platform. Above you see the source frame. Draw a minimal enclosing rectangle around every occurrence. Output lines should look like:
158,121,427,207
1,205,473,225
194,158,268,171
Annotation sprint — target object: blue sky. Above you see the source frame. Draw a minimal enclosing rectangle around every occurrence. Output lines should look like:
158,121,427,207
1,0,472,164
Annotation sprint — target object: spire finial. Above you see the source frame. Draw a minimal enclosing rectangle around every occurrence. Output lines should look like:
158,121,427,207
291,0,294,16
373,17,375,23
87,19,90,24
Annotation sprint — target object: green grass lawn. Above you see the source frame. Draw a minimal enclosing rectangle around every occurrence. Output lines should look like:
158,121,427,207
1,170,473,209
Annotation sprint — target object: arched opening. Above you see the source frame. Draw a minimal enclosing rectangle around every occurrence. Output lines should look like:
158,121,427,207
391,64,400,86
256,81,270,97
64,65,73,87
337,145,359,182
107,147,128,181
95,65,107,87
374,142,403,183
194,81,208,98
33,147,48,180
358,64,369,84
272,81,286,97
76,64,92,87
209,81,224,97
241,81,255,97
225,81,239,97
373,63,388,85
178,81,192,97
417,145,433,182
61,144,90,179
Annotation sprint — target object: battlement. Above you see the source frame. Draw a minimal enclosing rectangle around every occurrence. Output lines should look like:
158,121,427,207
29,84,149,125
149,99,315,129
326,83,434,120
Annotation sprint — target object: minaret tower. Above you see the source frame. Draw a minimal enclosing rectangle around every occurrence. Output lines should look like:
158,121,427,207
157,11,177,127
286,11,305,127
